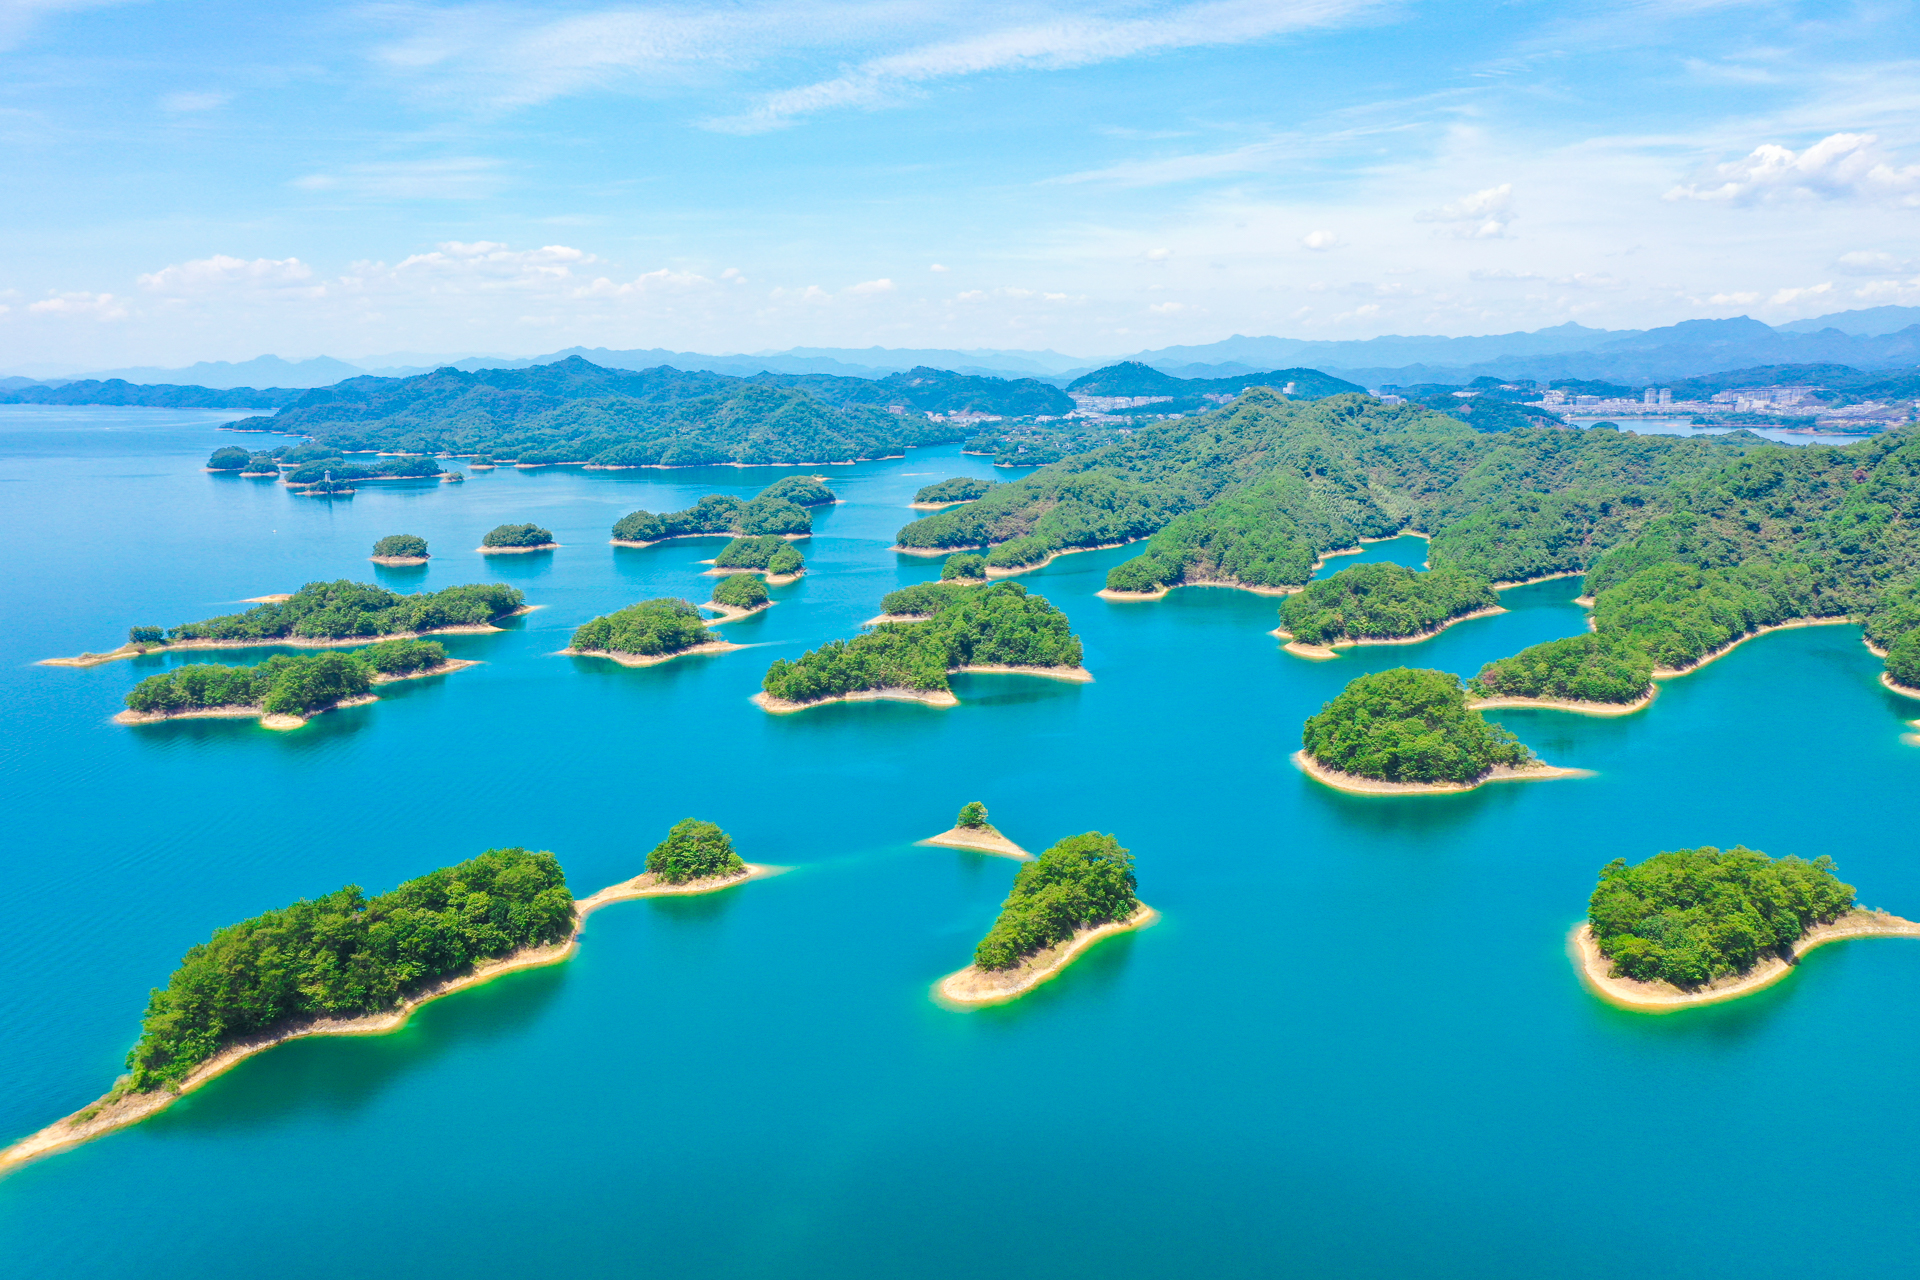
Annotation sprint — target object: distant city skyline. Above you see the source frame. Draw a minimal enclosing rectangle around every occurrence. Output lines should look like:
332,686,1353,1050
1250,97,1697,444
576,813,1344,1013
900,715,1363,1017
4,0,1918,366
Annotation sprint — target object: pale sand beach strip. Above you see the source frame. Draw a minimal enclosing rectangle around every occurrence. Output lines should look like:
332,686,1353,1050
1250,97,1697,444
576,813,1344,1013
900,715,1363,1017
563,640,743,668
917,825,1031,860
1292,750,1587,795
1651,616,1854,679
1470,690,1655,716
1570,913,1920,1012
1880,672,1920,700
0,864,776,1175
41,610,535,668
1271,607,1507,660
702,601,772,624
935,905,1159,1007
475,542,560,555
754,687,960,713
368,556,430,566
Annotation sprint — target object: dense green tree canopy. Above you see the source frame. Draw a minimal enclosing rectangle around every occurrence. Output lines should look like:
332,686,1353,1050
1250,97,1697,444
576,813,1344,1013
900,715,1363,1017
1589,845,1856,987
126,848,574,1090
124,640,449,717
1470,633,1654,704
714,535,804,573
957,801,988,829
942,553,987,581
570,598,710,656
712,573,769,610
482,523,554,548
1278,563,1497,645
757,475,837,506
916,477,992,504
645,819,745,884
372,534,429,559
164,580,523,643
972,833,1138,970
1301,667,1534,784
207,445,251,470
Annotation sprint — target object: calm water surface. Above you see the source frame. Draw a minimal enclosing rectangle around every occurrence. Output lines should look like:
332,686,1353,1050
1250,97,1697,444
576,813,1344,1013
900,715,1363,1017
3,406,1918,1279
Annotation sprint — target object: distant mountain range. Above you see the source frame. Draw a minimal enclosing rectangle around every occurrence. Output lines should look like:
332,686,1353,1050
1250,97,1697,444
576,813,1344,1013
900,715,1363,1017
12,305,1920,395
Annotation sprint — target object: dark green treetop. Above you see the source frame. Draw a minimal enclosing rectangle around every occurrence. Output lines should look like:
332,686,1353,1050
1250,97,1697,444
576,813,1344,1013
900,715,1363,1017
1301,667,1533,784
957,801,988,828
372,534,430,559
207,445,251,470
712,573,770,610
646,819,745,884
570,598,710,656
942,553,988,581
916,477,992,504
972,833,1138,970
482,523,555,548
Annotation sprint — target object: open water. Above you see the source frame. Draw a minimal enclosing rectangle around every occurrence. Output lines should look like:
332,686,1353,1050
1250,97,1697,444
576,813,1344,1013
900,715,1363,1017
3,406,1919,1279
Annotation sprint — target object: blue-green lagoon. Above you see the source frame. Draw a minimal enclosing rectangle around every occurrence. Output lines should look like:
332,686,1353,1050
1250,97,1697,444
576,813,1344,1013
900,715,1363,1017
4,406,1920,1278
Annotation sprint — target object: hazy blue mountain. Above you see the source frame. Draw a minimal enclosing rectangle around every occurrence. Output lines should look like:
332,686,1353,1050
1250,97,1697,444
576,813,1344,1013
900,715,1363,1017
1776,306,1920,336
74,354,370,389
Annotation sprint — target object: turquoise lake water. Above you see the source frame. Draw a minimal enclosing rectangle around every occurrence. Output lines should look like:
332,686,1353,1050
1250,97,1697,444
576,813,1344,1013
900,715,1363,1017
4,406,1920,1278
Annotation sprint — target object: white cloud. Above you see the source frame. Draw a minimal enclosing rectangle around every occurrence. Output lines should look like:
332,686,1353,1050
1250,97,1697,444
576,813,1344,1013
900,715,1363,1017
28,290,128,319
846,278,896,294
159,90,230,113
1416,183,1515,238
1144,247,1173,261
138,255,322,296
929,263,949,272
1468,267,1542,281
1768,282,1832,306
1665,133,1920,206
1301,229,1343,251
1707,290,1761,305
575,268,717,298
1552,272,1626,290
1835,250,1917,276
1149,301,1189,313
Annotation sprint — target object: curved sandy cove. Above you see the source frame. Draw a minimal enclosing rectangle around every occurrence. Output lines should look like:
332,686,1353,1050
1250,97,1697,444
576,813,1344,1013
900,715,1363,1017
916,825,1031,860
1271,607,1508,659
0,864,777,1176
935,905,1159,1007
1292,750,1587,795
1469,690,1655,717
1571,912,1920,1012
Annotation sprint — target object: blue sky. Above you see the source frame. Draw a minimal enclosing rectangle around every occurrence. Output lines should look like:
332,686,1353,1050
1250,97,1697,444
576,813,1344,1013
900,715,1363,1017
4,0,1918,368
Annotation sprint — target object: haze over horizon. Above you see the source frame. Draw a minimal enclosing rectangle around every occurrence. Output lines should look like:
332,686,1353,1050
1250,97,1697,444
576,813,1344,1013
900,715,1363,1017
5,0,1918,369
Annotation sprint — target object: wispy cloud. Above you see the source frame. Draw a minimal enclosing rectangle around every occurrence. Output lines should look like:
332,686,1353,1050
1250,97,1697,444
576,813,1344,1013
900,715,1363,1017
291,157,507,200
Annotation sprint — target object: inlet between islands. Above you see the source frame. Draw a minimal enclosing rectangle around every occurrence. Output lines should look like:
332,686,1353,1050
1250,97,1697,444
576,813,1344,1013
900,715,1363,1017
0,864,782,1176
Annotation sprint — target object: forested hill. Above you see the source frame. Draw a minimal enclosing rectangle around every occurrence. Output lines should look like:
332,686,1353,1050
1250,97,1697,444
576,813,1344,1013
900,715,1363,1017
0,379,305,409
1067,360,1365,400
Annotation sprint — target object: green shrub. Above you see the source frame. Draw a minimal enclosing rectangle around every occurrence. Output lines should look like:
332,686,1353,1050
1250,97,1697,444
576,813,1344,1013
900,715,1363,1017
1471,633,1654,704
611,510,665,542
1888,629,1920,690
916,477,991,504
645,818,745,884
957,801,988,829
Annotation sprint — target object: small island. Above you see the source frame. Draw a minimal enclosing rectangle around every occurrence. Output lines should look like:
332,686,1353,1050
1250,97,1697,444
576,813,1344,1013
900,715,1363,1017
706,572,771,621
1575,845,1920,1010
918,801,1031,860
1296,667,1581,794
565,597,739,667
0,839,774,1173
941,552,988,582
583,819,779,905
370,533,431,566
116,639,474,729
478,522,558,554
42,580,528,667
1468,633,1656,713
936,832,1155,1005
911,476,993,509
755,580,1090,713
1273,563,1501,658
611,477,835,545
710,535,805,583
206,445,252,471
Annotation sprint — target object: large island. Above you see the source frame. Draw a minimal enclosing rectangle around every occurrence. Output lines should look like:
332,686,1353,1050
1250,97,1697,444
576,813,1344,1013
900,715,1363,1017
1575,845,1920,1009
116,638,473,729
937,832,1155,1005
1296,667,1581,794
755,580,1090,713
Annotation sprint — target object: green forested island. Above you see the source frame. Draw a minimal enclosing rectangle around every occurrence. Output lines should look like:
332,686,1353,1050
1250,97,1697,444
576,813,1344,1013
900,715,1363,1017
569,598,714,659
125,847,575,1090
122,639,454,721
891,387,1920,693
371,534,430,562
713,535,805,577
914,477,993,505
941,552,987,581
1588,846,1857,987
760,580,1083,708
711,573,770,612
481,522,556,549
115,580,525,650
1301,667,1536,786
611,478,833,543
971,833,1139,970
1277,563,1499,647
645,819,746,884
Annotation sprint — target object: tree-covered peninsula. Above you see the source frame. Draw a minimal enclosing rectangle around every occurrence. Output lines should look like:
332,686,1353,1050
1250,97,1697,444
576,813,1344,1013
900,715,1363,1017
611,478,833,543
646,819,746,884
942,552,987,581
371,534,430,564
120,640,458,724
1300,667,1542,788
160,580,524,644
1587,846,1862,989
970,833,1140,971
713,535,804,577
480,522,556,550
125,847,575,1091
207,445,252,471
1276,563,1499,648
759,581,1085,709
914,477,993,506
568,598,718,662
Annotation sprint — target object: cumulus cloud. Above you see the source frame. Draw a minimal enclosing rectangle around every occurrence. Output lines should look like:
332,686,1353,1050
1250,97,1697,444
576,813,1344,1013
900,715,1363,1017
138,255,322,296
1665,133,1920,207
575,267,717,298
846,278,896,294
28,290,128,319
368,241,600,286
1301,229,1343,251
1768,282,1832,306
1416,184,1514,238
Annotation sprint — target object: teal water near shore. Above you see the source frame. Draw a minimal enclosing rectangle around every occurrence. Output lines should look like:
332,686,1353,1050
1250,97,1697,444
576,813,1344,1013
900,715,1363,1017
5,406,1920,1279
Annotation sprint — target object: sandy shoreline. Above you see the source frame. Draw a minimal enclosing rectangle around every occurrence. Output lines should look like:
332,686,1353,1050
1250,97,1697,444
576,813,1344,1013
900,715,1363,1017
42,610,533,668
1292,750,1587,795
701,565,803,585
1571,913,1920,1012
1098,577,1303,602
1470,690,1654,716
916,824,1031,860
935,904,1159,1006
475,542,560,555
908,499,975,510
1492,570,1583,590
862,612,932,626
753,687,960,713
1272,606,1507,658
563,640,743,668
983,542,1134,577
369,555,430,566
953,663,1094,683
1651,616,1854,679
109,660,480,729
1879,672,1920,700
702,601,772,623
0,860,784,1175
241,594,295,604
